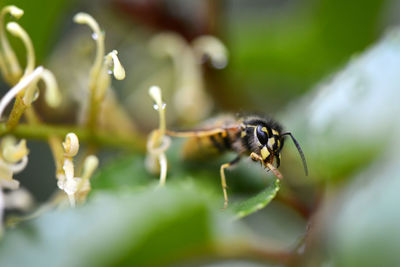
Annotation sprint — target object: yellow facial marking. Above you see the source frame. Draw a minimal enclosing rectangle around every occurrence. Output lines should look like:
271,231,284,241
267,138,275,149
260,146,270,160
272,129,279,136
261,127,268,135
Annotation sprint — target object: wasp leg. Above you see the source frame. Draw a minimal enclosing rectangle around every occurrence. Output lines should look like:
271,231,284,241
250,152,264,167
220,156,241,209
250,152,283,179
266,162,283,179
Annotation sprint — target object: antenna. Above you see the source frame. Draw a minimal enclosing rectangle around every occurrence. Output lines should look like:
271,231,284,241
280,132,308,176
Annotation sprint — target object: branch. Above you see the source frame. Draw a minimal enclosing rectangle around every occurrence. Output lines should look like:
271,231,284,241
0,122,146,152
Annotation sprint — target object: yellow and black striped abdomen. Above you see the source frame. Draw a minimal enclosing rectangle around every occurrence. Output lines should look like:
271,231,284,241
182,130,235,160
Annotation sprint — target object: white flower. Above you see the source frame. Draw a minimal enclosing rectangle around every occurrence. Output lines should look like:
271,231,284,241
146,86,171,186
150,33,227,123
57,133,98,206
73,13,125,100
0,136,29,190
0,66,61,121
0,5,24,84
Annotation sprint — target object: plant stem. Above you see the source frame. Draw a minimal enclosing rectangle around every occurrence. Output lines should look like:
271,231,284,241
6,94,27,130
159,240,294,266
24,106,40,124
87,87,99,132
216,241,293,265
48,135,64,174
0,122,146,152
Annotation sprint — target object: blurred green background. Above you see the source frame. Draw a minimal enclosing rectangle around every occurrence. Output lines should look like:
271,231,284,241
1,0,400,266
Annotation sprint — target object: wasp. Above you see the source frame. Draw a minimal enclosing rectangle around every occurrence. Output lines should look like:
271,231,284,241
166,115,308,208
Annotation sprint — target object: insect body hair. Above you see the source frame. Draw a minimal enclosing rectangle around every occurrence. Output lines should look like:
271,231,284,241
236,116,284,156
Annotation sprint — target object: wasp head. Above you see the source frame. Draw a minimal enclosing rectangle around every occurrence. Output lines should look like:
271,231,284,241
242,116,308,176
254,123,284,167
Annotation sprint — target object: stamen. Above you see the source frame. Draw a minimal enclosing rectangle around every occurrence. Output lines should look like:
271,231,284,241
23,68,61,107
0,135,29,191
6,22,35,75
149,86,166,136
146,135,171,156
149,33,225,123
40,69,61,107
3,188,33,211
147,86,171,186
192,35,228,69
0,66,43,120
95,50,125,100
0,6,24,83
57,133,81,207
109,50,125,80
2,6,23,19
1,137,28,163
158,153,167,186
0,160,18,189
73,12,104,89
63,133,79,157
8,155,28,173
80,155,99,180
63,158,74,181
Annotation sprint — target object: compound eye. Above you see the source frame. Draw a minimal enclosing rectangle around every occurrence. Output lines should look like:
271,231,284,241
256,125,269,145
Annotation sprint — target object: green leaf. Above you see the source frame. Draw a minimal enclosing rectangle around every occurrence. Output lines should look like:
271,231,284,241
91,155,153,191
231,179,280,219
325,141,400,267
91,152,282,217
0,182,225,267
282,27,400,182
